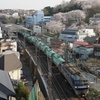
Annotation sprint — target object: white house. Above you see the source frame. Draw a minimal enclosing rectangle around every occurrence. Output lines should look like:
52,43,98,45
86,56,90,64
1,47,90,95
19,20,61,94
77,29,96,41
59,29,96,43
12,12,19,18
33,25,41,35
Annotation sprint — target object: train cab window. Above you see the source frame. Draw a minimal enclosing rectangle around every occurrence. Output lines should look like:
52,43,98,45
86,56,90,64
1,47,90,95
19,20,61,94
82,80,88,85
74,80,82,86
74,80,88,85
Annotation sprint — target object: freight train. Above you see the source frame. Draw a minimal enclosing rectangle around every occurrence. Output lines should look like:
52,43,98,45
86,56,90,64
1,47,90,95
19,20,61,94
18,30,89,96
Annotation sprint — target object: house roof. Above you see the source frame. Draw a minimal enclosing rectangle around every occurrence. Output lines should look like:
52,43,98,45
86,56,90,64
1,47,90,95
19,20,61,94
84,45,93,48
0,53,22,71
74,41,93,48
73,41,89,46
50,39,63,45
2,50,20,59
0,70,16,97
61,29,78,35
0,91,7,99
83,36,97,44
93,44,100,47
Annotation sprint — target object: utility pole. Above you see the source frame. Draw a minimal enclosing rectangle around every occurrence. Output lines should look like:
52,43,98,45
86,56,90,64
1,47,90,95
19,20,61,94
35,45,38,64
47,57,53,100
24,35,26,48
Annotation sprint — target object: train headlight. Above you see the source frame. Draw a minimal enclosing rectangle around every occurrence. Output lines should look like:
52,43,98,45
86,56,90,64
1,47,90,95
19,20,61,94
75,86,77,88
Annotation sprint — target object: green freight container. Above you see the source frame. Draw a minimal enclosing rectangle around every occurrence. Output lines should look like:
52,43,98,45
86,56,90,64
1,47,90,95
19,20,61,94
41,45,49,53
45,48,55,58
52,54,65,66
31,37,38,44
37,41,43,47
24,33,30,38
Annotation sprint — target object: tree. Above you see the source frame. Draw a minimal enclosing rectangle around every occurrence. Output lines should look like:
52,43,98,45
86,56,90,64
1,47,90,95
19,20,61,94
19,17,23,24
15,82,30,100
43,6,53,16
19,86,30,100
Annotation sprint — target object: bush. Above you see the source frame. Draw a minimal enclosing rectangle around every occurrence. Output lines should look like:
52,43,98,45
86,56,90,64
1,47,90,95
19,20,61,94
15,82,30,100
18,86,30,100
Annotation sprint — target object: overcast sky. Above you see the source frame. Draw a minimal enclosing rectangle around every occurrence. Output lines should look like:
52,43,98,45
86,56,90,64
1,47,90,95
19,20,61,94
0,0,70,10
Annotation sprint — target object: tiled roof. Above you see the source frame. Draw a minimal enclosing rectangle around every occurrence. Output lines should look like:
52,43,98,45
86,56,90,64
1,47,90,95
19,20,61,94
0,70,16,97
73,41,89,46
73,41,93,48
93,44,100,47
61,29,78,35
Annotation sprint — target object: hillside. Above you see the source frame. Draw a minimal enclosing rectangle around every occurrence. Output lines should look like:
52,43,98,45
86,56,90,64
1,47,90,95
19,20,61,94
70,0,100,9
45,0,100,35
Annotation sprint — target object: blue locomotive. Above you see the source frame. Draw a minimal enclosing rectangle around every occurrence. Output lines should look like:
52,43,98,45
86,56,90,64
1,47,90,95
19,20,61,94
60,63,89,96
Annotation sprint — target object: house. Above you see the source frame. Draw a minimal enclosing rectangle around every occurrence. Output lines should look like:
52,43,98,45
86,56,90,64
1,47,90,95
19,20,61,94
0,70,16,100
59,29,96,43
50,39,63,48
0,53,22,80
59,29,78,43
12,12,19,18
73,41,94,60
89,13,100,23
33,25,41,35
77,29,96,41
0,39,17,54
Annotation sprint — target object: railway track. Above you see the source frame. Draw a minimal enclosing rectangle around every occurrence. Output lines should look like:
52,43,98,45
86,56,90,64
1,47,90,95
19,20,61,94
18,35,88,100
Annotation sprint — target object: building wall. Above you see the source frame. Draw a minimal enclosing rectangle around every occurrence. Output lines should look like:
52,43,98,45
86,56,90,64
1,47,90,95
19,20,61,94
26,16,34,27
35,11,44,24
44,16,52,22
11,41,17,51
26,10,52,27
77,29,96,41
33,25,41,35
9,69,21,80
75,46,93,59
78,29,95,36
59,33,78,42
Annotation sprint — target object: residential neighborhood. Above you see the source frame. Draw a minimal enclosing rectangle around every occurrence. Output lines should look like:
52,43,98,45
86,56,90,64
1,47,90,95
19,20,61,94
0,0,100,100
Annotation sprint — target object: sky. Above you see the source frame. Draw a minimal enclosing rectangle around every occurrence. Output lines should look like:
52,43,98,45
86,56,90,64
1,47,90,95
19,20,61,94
0,0,70,10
